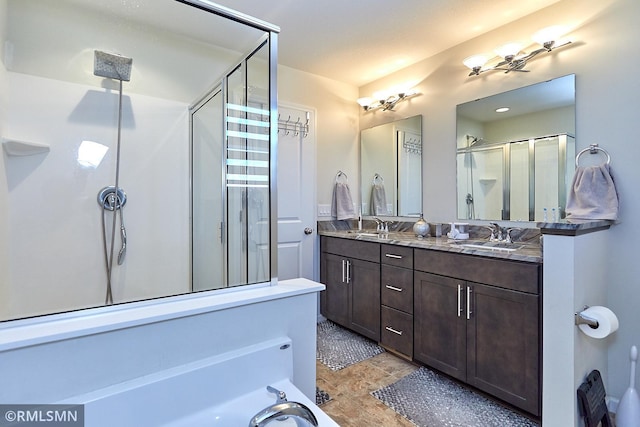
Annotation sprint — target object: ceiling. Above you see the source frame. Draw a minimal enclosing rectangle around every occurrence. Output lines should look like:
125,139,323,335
210,0,562,87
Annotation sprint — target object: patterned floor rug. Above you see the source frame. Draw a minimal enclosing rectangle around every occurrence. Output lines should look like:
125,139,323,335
316,320,384,371
315,387,332,406
371,367,540,427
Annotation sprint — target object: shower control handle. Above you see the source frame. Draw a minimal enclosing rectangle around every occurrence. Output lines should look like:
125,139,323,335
117,225,127,265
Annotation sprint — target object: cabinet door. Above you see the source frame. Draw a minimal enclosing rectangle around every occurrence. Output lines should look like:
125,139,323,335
320,253,350,327
414,272,466,381
350,258,380,341
467,282,540,416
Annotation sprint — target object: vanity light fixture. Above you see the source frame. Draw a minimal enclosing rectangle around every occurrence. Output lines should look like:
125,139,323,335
357,88,419,112
463,25,571,77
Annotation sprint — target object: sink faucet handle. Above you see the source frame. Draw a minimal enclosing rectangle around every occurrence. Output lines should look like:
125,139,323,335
266,385,287,403
488,223,502,241
483,225,497,241
505,227,523,243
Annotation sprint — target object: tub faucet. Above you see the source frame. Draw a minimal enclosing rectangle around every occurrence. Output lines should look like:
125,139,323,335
248,386,318,427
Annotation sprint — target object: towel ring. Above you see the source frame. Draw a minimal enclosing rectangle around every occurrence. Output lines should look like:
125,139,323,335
373,173,384,185
576,144,611,167
335,170,348,183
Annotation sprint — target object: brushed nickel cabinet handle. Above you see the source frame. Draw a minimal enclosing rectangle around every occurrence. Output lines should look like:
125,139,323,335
457,284,463,317
385,285,403,292
385,326,403,336
346,260,351,283
341,259,346,283
385,254,403,259
466,286,473,320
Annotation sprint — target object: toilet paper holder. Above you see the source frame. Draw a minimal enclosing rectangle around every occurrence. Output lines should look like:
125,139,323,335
575,306,599,329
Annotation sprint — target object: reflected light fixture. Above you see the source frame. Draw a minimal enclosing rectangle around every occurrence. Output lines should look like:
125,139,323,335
357,88,419,112
463,26,571,77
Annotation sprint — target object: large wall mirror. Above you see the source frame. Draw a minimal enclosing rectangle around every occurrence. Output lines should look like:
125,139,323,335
456,75,575,221
360,115,422,217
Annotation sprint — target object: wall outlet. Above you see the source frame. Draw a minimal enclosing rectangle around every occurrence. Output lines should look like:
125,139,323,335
317,204,331,217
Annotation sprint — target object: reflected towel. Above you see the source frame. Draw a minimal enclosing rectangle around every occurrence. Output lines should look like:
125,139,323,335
370,183,389,215
331,182,356,220
566,164,619,220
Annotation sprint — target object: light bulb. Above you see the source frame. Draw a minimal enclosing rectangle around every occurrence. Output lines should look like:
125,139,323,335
463,54,488,70
495,42,522,60
357,97,373,108
532,25,566,47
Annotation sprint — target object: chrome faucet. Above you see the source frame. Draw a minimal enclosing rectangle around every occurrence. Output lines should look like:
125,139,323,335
248,386,319,427
374,217,389,233
505,227,523,243
489,223,504,241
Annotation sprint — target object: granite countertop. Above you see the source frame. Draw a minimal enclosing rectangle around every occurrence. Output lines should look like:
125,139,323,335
318,229,543,263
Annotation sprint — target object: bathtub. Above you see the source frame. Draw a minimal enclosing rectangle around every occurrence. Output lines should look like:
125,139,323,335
58,337,338,426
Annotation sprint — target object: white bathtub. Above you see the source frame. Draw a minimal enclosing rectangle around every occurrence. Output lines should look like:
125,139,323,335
58,337,338,426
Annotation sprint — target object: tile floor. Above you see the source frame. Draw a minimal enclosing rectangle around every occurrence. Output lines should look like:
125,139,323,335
316,351,418,426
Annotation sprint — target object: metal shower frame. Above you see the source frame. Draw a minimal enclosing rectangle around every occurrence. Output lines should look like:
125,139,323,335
181,0,280,288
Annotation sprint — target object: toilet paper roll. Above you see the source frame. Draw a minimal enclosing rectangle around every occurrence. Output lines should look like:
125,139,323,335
578,306,619,339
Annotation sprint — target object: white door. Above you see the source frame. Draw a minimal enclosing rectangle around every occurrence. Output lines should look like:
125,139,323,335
277,105,316,280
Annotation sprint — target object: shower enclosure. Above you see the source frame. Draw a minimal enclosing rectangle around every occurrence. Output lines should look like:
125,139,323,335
0,0,278,321
457,133,575,221
191,38,272,291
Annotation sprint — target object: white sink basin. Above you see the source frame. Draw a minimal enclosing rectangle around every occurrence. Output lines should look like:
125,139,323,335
455,241,523,252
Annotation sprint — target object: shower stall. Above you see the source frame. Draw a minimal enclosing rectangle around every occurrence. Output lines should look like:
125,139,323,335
0,0,278,321
457,133,575,221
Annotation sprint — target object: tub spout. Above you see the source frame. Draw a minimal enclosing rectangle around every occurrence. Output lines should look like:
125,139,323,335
248,386,318,427
248,401,319,427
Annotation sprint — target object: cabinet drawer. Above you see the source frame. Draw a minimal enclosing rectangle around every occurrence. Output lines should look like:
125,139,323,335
414,248,540,294
381,244,413,268
321,236,380,263
381,265,413,313
381,306,413,357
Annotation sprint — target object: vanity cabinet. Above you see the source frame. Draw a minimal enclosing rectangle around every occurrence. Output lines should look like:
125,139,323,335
380,244,413,357
414,249,541,416
320,237,380,341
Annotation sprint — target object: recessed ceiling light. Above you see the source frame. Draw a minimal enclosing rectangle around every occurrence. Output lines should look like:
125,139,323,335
495,107,510,113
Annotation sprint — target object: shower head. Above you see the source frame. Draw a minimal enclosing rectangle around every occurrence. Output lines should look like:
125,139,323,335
94,50,132,81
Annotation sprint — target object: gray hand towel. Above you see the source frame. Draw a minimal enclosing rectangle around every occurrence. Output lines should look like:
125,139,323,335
566,164,619,220
331,182,356,220
370,183,389,215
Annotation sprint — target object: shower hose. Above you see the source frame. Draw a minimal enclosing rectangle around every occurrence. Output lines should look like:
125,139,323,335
102,79,126,305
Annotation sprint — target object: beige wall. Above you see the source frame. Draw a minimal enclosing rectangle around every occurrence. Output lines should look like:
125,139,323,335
278,65,360,210
354,0,640,403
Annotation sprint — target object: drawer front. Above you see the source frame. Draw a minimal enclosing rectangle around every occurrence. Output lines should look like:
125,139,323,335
381,265,413,313
381,306,413,357
414,248,540,294
381,244,413,268
321,236,380,263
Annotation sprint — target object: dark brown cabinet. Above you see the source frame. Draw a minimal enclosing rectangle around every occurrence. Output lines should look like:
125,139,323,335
379,244,413,357
320,237,380,341
414,249,541,416
319,234,541,416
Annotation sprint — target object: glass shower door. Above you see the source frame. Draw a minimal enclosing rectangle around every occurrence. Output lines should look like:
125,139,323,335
192,88,225,291
191,38,271,291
